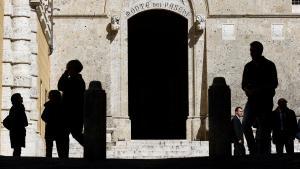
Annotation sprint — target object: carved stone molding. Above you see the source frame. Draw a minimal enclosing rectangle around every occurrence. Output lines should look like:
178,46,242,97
29,0,41,9
30,0,53,53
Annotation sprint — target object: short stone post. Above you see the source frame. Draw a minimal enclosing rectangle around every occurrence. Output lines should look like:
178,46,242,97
84,81,106,160
208,77,231,157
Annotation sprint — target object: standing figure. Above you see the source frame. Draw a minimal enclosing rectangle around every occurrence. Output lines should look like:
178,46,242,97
231,107,246,156
58,60,86,156
9,93,28,157
41,90,69,158
271,98,297,154
242,41,278,155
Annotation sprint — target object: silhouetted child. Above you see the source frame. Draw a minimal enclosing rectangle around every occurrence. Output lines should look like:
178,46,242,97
41,90,68,158
9,93,28,157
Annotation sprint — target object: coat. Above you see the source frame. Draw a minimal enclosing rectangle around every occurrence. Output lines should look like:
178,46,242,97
9,104,28,148
58,72,85,126
41,101,67,140
231,115,244,144
271,107,297,144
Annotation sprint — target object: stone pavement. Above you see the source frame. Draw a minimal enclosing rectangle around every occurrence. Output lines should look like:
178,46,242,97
1,154,300,169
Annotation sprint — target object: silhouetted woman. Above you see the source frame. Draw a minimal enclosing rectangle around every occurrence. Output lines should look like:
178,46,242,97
9,93,28,157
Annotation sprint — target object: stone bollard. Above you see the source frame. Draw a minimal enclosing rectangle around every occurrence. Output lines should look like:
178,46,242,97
208,77,231,158
84,81,106,160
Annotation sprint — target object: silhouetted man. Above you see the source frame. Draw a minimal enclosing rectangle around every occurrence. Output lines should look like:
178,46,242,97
242,41,278,155
231,107,246,156
58,60,86,157
272,98,297,154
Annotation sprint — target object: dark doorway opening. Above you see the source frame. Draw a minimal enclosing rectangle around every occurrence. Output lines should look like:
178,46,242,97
128,10,188,139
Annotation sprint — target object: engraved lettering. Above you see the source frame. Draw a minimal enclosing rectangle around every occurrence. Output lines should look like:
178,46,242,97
139,3,145,9
126,11,131,17
169,3,174,10
125,2,190,18
178,7,183,13
174,5,178,11
145,2,150,8
130,8,135,14
165,2,169,8
134,5,140,12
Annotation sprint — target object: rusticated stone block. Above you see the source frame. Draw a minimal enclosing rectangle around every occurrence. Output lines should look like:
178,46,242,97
2,63,13,86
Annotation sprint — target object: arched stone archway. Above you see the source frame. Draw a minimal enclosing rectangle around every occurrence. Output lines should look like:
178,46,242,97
109,0,207,142
128,10,188,139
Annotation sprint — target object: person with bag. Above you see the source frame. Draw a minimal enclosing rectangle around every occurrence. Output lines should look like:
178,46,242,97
3,113,12,130
8,93,28,157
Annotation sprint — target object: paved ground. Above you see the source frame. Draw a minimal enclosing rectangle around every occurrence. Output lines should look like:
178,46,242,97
1,154,300,169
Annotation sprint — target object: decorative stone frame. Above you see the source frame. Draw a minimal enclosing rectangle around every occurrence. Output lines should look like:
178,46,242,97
110,0,205,141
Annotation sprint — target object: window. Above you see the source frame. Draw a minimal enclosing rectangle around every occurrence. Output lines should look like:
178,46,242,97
222,24,235,40
271,24,284,40
292,0,300,13
292,0,300,5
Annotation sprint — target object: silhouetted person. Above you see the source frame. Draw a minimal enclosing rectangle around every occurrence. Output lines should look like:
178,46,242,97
41,90,69,158
58,60,86,155
231,107,246,156
9,93,28,157
271,98,297,154
242,41,278,155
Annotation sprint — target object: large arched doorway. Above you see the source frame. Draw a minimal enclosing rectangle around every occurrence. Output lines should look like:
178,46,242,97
128,10,188,139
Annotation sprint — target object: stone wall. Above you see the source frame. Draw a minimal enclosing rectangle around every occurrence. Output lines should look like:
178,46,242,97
36,16,50,137
208,0,292,15
0,0,45,156
0,0,4,127
206,17,300,115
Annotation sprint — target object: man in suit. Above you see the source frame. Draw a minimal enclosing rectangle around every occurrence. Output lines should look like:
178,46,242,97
272,98,297,154
232,106,246,156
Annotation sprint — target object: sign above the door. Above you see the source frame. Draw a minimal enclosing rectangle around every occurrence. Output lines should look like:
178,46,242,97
124,0,191,18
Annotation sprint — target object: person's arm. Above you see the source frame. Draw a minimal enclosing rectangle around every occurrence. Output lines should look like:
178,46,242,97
270,62,278,89
232,117,243,142
41,106,49,123
58,70,69,91
291,110,298,137
242,65,248,92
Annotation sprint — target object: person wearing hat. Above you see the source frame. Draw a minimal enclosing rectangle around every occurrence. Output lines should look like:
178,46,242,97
271,98,297,154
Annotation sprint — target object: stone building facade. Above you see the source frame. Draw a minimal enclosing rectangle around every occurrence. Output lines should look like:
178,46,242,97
0,0,300,157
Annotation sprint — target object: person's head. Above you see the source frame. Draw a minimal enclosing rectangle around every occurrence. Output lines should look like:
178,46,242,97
66,60,83,76
11,93,23,106
277,98,288,109
48,90,61,102
250,41,264,60
235,106,243,117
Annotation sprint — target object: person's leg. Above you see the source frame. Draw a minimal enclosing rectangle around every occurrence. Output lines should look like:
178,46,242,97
70,124,84,146
13,147,21,157
45,138,53,157
242,101,256,154
234,143,246,156
275,143,284,154
285,139,294,154
56,134,70,159
255,98,273,154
